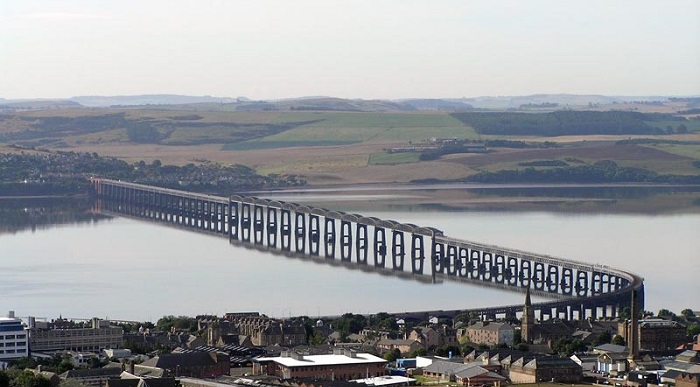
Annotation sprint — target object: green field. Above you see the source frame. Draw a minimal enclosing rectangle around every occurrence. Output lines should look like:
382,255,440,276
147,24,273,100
644,143,700,159
271,111,465,127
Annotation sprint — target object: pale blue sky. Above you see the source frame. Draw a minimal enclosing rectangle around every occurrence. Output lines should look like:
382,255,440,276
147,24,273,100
1,0,698,99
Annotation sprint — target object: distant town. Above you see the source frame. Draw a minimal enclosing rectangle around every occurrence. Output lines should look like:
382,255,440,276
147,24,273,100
1,302,698,387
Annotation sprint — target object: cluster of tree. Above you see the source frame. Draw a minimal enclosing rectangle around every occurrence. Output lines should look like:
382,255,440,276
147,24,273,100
616,138,700,146
156,315,198,333
451,111,685,136
0,370,51,387
519,103,559,109
467,160,700,184
656,308,700,337
0,150,306,196
332,313,368,335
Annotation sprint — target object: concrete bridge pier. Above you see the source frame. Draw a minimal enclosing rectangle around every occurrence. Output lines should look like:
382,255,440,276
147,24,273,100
374,227,387,268
391,230,405,271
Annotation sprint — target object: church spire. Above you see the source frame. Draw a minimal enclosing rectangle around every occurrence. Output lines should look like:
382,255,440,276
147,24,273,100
525,286,532,307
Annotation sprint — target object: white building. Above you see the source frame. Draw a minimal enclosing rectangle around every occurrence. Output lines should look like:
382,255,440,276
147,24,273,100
0,311,29,361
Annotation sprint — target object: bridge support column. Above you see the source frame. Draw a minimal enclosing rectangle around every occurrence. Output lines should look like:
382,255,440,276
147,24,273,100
267,207,278,247
241,203,251,242
280,209,291,252
324,218,336,259
309,215,320,256
374,227,386,268
411,234,425,275
446,245,458,276
340,220,352,262
230,200,239,240
392,230,405,271
356,224,368,264
253,205,264,245
295,212,306,253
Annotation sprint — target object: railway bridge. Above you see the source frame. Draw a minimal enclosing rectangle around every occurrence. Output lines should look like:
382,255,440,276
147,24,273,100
91,178,644,321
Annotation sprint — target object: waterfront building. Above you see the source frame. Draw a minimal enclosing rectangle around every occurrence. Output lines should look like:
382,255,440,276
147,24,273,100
0,311,29,361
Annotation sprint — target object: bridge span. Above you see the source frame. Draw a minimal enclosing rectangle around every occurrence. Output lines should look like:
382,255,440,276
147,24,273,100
91,178,644,321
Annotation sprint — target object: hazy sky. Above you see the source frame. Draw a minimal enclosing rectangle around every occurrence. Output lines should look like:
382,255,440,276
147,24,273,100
1,0,699,100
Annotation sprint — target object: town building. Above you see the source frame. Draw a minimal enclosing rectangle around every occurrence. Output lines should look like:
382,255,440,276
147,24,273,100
60,367,124,387
406,327,441,350
465,322,514,347
29,317,123,352
423,359,505,387
569,354,598,372
252,348,387,380
200,314,307,347
106,371,177,387
619,318,687,351
376,339,422,355
140,352,230,378
0,311,29,361
508,357,582,383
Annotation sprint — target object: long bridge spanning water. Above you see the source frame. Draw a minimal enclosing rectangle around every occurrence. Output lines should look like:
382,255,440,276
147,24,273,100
91,178,644,321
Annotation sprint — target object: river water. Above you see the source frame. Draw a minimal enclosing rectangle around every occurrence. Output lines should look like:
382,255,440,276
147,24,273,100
1,185,698,322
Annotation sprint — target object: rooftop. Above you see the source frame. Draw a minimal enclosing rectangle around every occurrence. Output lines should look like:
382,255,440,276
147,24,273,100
255,353,386,368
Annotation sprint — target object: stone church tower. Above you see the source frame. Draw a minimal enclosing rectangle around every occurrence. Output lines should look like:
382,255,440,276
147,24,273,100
521,286,534,343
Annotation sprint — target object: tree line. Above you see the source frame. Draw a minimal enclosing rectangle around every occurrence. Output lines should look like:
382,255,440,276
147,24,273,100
451,111,686,136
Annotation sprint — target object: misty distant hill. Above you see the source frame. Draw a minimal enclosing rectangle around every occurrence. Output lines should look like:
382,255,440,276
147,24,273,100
236,97,415,112
400,99,473,111
70,94,242,107
0,100,83,111
449,94,672,109
1,93,695,112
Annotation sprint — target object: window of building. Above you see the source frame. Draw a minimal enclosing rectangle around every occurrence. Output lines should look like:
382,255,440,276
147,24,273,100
17,334,26,339
5,335,15,339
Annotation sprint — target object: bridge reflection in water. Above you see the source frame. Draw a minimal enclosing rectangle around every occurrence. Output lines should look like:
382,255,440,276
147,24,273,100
91,178,644,321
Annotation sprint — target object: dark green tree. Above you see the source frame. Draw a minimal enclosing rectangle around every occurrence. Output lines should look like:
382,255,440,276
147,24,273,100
0,371,9,387
681,309,696,320
12,371,51,387
688,322,700,337
384,348,401,362
612,335,626,346
594,331,612,346
408,348,427,358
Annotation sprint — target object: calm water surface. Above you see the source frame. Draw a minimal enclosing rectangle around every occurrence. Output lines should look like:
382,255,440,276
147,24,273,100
1,187,698,321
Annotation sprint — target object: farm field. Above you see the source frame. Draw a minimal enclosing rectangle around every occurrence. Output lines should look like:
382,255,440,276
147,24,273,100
1,108,699,185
